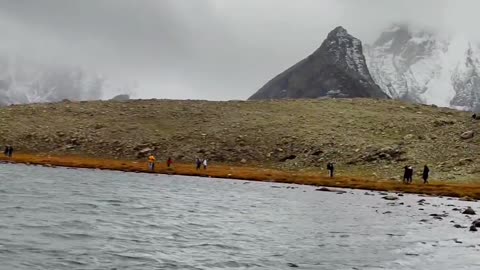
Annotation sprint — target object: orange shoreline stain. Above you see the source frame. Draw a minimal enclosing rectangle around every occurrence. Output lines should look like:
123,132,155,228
1,153,480,200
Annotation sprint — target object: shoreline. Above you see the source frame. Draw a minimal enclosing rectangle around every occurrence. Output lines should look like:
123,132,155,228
1,153,480,200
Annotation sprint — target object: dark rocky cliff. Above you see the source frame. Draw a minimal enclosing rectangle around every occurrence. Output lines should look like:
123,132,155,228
249,26,387,100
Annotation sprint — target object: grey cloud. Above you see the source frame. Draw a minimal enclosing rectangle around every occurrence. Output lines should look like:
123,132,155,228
0,0,478,100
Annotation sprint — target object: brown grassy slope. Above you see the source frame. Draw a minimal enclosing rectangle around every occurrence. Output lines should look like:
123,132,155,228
0,98,478,181
2,153,480,200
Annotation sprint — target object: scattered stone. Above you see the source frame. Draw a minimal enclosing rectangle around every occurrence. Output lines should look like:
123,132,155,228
279,155,296,162
383,211,392,214
460,130,474,140
460,196,476,202
470,225,478,232
471,219,480,228
463,207,476,215
240,159,247,164
315,187,346,194
287,263,299,268
137,147,153,158
433,118,456,127
454,224,467,229
430,213,448,218
382,195,399,201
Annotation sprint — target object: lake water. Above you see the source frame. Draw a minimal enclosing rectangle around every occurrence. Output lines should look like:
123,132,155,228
1,164,480,269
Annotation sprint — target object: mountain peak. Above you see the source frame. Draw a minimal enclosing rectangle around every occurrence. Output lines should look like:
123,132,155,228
249,27,387,100
329,26,349,36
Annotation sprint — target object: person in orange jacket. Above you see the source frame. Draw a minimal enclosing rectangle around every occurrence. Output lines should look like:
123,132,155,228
148,154,156,171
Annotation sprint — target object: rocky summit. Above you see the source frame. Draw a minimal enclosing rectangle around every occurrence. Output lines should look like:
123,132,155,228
249,26,388,100
1,98,480,181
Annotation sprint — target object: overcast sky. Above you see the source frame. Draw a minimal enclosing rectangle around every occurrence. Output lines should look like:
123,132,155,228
0,0,477,100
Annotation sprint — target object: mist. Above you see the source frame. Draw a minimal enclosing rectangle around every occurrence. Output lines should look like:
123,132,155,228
0,0,478,101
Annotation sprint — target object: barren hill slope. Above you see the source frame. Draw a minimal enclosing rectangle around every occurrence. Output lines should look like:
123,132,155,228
0,98,478,181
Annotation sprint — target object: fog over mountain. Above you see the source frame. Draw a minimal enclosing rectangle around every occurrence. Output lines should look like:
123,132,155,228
1,0,479,101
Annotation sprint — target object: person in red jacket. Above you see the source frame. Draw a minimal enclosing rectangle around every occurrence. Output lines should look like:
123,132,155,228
167,157,173,168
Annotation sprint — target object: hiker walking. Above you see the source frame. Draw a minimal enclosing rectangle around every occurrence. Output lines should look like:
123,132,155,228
167,157,173,168
327,162,335,178
203,159,208,170
7,146,13,158
407,166,414,184
148,154,156,171
422,165,430,184
403,166,409,183
195,158,202,170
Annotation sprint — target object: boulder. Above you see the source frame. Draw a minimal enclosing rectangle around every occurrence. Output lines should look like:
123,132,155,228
460,196,476,202
470,225,478,232
137,147,153,158
110,94,130,101
462,207,476,215
460,130,474,140
472,219,480,227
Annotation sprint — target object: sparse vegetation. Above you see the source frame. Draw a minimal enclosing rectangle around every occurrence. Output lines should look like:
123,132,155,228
0,98,479,182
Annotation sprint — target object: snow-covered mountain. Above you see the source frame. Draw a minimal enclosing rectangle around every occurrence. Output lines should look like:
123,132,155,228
365,24,480,111
0,54,106,106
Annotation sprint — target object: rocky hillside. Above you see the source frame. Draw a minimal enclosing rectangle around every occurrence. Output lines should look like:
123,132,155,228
249,27,388,100
0,98,480,181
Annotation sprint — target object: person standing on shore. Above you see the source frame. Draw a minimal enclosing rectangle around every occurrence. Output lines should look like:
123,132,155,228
203,159,208,170
403,166,409,183
8,146,13,158
195,158,202,170
423,165,430,184
4,146,8,157
167,157,173,168
148,154,156,171
407,166,414,184
327,162,335,178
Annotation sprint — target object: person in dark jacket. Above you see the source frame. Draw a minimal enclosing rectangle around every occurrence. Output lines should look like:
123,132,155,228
167,157,173,168
4,146,8,157
422,165,430,184
195,158,202,170
327,162,335,178
403,166,409,183
407,166,414,184
7,146,13,158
